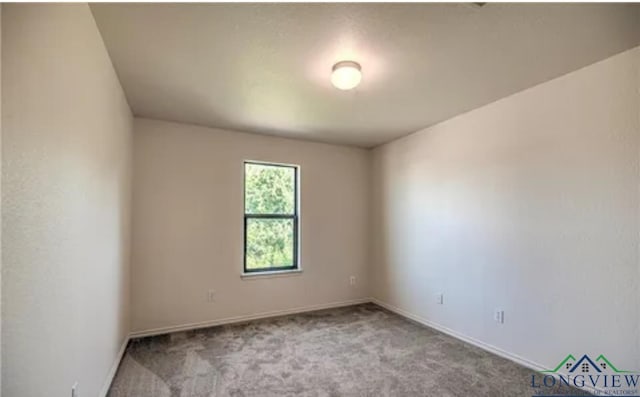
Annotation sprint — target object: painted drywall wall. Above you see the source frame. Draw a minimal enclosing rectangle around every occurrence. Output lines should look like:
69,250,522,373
2,4,132,397
371,47,640,371
131,118,369,333
0,5,3,394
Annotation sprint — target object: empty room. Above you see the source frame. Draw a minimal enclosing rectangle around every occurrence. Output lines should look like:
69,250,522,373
1,2,640,396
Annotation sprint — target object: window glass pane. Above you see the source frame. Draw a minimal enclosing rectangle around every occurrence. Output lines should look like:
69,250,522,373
246,218,294,270
245,163,295,214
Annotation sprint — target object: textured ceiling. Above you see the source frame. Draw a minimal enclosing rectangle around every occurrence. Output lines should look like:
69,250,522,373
91,3,640,148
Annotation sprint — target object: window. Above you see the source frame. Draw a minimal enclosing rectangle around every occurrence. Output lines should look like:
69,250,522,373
244,161,299,273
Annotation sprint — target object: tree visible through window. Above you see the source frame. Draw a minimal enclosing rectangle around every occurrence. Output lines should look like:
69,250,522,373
244,162,298,272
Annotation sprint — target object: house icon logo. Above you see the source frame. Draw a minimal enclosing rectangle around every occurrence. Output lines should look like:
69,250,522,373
542,354,630,374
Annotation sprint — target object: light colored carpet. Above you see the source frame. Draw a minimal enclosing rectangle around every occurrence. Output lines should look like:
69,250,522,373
108,303,588,396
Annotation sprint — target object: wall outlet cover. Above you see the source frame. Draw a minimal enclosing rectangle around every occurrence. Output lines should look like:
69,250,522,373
494,309,504,324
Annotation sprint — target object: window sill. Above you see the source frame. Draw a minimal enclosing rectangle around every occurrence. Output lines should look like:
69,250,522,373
241,269,303,280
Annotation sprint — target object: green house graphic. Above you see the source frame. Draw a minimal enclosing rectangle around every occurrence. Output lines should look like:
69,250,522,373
595,354,630,373
543,354,629,374
542,354,576,373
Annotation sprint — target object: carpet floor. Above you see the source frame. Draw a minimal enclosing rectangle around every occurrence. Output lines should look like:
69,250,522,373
108,303,589,396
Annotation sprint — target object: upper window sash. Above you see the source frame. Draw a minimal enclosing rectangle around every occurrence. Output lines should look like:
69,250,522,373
244,161,298,216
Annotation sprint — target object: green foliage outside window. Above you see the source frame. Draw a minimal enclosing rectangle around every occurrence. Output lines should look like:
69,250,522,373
244,163,297,271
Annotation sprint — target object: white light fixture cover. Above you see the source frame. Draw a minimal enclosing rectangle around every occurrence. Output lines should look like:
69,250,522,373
331,61,362,90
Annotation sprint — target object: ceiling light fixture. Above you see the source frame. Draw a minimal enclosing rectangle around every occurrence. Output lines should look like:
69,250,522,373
331,61,362,90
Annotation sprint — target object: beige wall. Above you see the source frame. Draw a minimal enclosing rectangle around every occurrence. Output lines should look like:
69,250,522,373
1,4,132,397
372,47,640,371
0,5,3,394
131,118,370,333
0,4,2,396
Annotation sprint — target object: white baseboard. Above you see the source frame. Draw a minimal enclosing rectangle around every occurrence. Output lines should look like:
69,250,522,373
101,297,608,396
370,297,546,370
99,334,130,397
130,297,371,339
99,298,367,393
370,297,606,396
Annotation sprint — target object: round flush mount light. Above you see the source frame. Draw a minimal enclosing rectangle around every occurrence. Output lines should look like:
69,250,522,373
331,61,362,90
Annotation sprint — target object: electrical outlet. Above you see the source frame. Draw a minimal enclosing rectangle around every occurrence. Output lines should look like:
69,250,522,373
436,293,444,304
494,309,504,324
207,289,216,302
349,276,356,286
71,382,78,397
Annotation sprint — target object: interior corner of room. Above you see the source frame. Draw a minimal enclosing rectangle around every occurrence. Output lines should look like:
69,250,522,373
1,2,640,397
